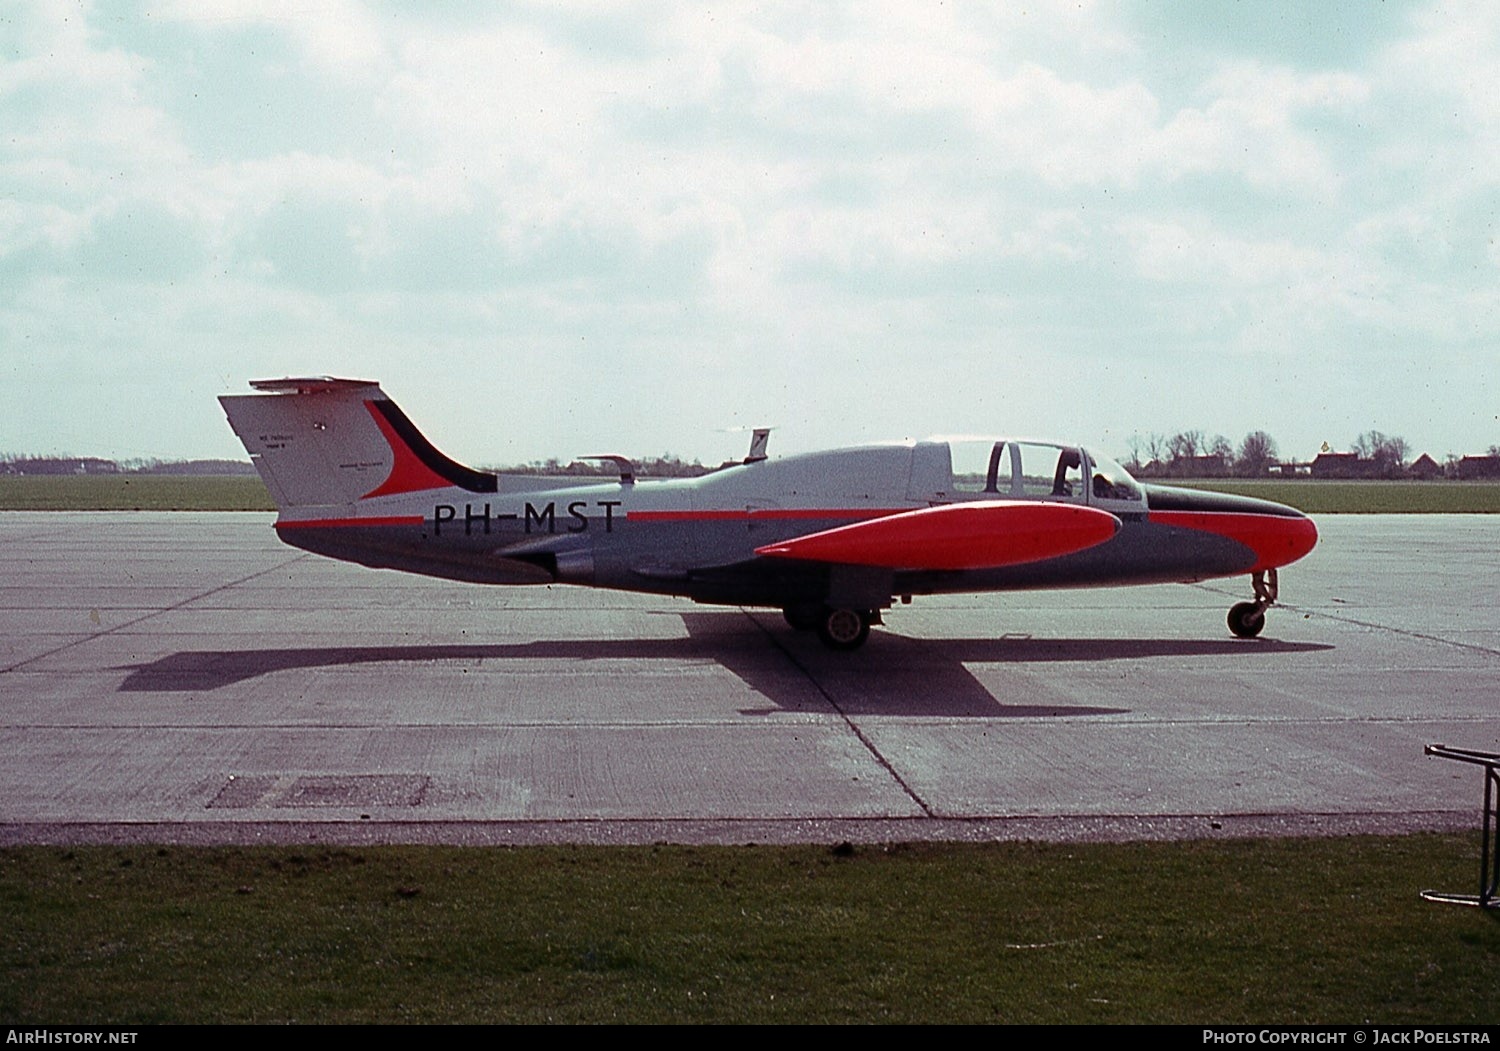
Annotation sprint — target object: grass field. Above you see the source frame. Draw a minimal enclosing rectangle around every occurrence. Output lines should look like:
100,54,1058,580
0,475,274,511
1158,478,1500,514
4,474,1500,513
3,837,1496,1024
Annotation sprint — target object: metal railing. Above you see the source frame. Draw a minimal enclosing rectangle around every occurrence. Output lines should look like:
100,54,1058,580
1421,744,1499,909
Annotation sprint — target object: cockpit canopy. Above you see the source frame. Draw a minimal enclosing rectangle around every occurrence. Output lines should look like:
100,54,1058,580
944,439,1142,506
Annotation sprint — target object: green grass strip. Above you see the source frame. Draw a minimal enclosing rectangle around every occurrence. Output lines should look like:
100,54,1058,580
3,838,1497,1023
0,476,274,511
1162,479,1500,514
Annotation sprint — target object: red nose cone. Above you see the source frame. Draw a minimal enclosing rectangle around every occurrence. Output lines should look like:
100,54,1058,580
1149,509,1318,572
1249,513,1318,572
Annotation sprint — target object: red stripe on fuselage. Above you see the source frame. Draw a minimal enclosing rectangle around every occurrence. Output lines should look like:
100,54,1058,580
1148,510,1317,572
626,508,908,522
276,515,424,530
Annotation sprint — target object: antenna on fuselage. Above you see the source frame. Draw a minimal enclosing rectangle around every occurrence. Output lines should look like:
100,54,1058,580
578,455,635,485
745,428,771,463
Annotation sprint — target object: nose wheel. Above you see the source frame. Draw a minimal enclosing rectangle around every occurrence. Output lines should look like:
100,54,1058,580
1228,569,1277,639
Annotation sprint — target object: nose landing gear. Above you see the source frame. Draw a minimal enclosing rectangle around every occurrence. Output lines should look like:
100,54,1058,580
1227,568,1277,639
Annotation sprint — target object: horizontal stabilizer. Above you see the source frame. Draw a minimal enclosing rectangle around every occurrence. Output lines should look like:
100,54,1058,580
754,500,1120,571
249,377,379,394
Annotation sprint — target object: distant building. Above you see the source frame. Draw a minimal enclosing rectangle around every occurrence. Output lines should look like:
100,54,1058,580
1310,451,1413,479
1454,455,1500,480
1178,453,1231,477
1136,453,1231,479
1268,461,1312,477
1311,452,1375,478
1406,453,1442,479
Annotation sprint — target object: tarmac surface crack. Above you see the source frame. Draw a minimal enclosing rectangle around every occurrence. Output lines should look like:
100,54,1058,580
745,608,936,818
0,551,311,674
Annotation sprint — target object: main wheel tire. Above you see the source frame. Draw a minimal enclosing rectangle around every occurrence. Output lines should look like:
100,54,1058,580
1227,601,1266,639
783,605,821,631
817,607,871,651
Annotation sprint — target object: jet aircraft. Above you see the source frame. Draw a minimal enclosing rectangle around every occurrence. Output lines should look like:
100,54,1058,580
220,378,1318,651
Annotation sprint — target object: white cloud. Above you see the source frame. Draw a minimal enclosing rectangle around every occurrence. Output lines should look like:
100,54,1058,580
157,0,387,74
1157,64,1369,194
1,1,1497,460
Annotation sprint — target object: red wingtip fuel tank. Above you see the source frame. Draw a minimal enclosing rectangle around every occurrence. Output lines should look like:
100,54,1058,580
754,500,1122,571
1144,485,1318,573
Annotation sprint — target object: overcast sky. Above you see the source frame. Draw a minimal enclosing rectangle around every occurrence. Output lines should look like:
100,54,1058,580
3,1,1497,466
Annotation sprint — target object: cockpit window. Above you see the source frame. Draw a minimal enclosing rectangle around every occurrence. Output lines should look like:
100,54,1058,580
1084,450,1143,503
949,439,1009,493
1015,442,1083,500
945,440,1130,504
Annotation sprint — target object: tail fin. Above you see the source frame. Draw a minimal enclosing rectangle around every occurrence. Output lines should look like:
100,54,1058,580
220,377,495,510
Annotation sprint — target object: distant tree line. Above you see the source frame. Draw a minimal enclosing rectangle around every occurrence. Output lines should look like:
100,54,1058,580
0,455,257,476
1124,429,1429,479
491,454,717,478
8,432,1500,483
1123,429,1500,480
1350,431,1409,470
1125,430,1283,478
1,452,718,479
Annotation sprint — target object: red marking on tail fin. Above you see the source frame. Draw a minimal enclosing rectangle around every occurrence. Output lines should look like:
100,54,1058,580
360,401,456,499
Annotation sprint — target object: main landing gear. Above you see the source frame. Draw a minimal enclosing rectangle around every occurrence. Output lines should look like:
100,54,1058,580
1227,568,1278,639
783,604,880,651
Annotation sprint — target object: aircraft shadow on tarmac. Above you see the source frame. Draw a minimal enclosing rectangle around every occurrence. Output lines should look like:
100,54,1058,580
115,611,1331,719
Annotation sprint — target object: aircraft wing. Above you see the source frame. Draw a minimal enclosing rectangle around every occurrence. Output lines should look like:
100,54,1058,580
754,500,1120,571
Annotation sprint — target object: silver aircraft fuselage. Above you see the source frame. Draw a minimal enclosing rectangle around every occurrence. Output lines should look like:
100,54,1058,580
222,378,1317,649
